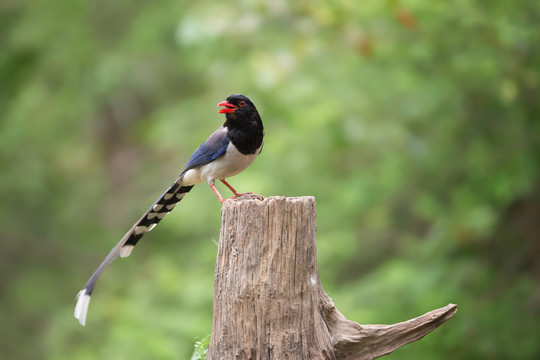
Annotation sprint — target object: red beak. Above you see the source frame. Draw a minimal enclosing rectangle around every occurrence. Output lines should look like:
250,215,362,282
217,100,237,114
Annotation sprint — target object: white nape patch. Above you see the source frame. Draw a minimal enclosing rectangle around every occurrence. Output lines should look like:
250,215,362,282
153,204,163,211
147,223,157,232
157,212,170,219
310,276,316,285
176,193,185,200
119,245,134,258
134,226,147,235
74,289,91,326
147,212,157,220
164,193,173,200
165,203,176,211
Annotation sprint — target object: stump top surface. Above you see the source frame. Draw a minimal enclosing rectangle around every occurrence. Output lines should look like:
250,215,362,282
223,195,315,207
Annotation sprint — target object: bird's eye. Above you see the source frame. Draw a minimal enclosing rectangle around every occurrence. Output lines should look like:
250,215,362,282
239,101,246,107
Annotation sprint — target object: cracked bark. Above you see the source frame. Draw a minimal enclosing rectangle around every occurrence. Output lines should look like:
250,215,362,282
206,196,456,360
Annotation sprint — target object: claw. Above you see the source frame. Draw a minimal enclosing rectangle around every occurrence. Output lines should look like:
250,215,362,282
234,192,254,197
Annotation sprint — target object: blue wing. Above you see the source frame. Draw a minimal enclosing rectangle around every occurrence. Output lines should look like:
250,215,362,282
183,126,230,172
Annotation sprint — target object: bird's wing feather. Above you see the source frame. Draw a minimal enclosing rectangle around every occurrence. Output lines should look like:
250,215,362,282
183,126,230,171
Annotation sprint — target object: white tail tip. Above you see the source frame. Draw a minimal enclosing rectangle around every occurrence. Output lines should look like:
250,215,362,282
74,289,91,326
119,245,134,258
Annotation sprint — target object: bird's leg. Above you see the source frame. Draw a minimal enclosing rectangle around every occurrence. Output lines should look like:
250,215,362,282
220,179,240,196
209,183,225,203
220,179,253,197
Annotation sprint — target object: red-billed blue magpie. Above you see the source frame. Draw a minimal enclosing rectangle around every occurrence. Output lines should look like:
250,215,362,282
74,94,264,326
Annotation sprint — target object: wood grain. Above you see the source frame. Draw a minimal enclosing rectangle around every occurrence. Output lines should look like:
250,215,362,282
206,196,456,359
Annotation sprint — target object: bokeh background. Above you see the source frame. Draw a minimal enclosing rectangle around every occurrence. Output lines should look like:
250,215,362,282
1,0,539,359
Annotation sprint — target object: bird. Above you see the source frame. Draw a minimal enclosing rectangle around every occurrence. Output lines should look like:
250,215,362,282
74,94,264,326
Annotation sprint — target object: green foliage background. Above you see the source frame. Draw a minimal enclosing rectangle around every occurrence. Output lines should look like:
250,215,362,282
1,0,539,359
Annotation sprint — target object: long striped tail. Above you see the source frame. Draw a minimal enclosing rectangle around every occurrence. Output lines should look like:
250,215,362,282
74,174,193,326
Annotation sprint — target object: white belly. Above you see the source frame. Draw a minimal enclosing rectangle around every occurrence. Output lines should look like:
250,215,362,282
181,142,262,186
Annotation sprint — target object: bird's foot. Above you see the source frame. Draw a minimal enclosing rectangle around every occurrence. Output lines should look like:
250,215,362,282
222,193,263,203
233,193,264,201
220,193,264,215
233,192,254,198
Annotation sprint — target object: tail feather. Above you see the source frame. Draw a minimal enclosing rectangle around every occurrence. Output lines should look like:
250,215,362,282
74,289,91,326
74,175,194,325
123,185,193,248
119,245,134,258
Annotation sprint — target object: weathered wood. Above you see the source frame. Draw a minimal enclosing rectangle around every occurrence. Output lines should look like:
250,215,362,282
206,196,456,360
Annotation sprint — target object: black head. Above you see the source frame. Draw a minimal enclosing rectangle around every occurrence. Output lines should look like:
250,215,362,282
217,94,259,122
217,94,264,154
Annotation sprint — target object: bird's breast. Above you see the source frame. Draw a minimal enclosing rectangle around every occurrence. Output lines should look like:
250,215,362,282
182,142,262,186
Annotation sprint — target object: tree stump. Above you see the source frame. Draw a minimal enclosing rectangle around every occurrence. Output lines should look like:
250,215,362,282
207,196,457,360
